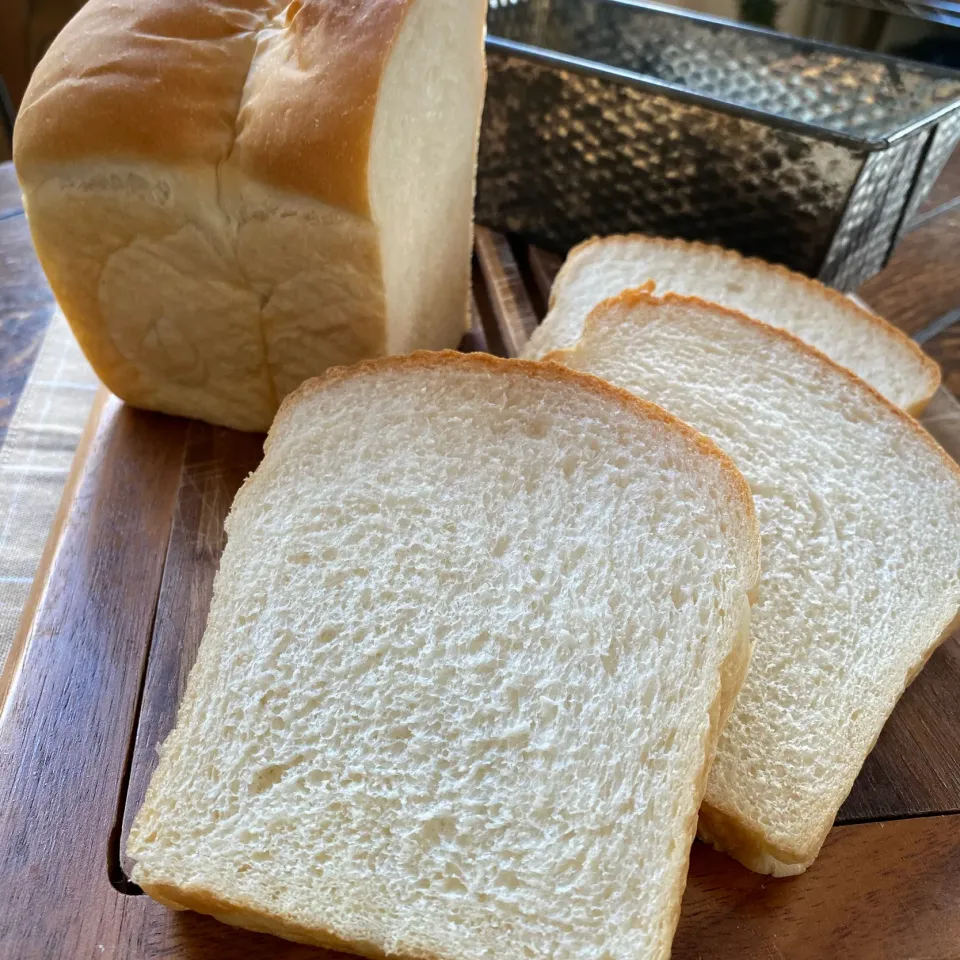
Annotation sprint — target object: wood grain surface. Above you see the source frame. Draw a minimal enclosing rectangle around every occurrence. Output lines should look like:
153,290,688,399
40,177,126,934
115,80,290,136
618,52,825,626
527,246,563,307
474,226,540,356
1,154,960,958
0,398,189,958
676,814,960,959
0,300,960,960
0,308,958,960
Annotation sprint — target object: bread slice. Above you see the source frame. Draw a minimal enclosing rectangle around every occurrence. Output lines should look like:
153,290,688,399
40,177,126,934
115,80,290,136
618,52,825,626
524,235,940,415
14,0,487,431
127,352,760,959
544,291,960,876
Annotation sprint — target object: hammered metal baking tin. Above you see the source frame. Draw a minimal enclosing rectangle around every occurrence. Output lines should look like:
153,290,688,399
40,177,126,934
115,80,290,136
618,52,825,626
478,0,960,289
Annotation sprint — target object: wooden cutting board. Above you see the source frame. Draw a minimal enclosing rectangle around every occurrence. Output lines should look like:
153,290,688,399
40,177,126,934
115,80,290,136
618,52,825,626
1,229,959,959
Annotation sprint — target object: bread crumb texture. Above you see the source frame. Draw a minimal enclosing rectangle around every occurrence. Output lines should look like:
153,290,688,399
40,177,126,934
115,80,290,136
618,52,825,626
547,292,960,874
128,354,759,960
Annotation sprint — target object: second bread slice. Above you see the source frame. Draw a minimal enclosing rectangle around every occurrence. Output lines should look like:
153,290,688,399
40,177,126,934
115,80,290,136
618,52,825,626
127,352,760,960
545,292,960,876
524,235,940,414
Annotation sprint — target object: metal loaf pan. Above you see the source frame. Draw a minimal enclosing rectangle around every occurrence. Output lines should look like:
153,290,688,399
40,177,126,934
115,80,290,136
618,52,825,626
478,0,960,289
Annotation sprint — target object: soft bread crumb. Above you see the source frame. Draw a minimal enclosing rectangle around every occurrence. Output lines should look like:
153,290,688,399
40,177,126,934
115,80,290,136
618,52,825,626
127,352,760,960
547,290,960,874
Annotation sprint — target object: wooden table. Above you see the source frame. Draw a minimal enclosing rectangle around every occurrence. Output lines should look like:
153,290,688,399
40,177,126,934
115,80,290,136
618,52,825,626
1,158,959,959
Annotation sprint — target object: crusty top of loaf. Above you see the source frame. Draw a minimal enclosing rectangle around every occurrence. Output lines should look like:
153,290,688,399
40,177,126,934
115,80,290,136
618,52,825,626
14,0,413,217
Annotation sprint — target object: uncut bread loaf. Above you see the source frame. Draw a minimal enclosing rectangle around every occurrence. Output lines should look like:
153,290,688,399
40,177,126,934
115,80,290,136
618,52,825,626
544,291,960,876
13,0,487,432
524,235,940,414
127,352,760,960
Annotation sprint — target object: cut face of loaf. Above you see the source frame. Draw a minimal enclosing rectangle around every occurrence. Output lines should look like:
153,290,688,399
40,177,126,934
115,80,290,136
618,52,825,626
13,0,487,431
545,291,960,876
524,234,940,414
127,352,760,960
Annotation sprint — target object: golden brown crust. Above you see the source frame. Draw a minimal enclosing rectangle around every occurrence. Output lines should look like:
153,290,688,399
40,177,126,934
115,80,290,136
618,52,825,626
14,0,267,175
23,228,150,409
14,0,414,218
550,288,960,487
232,0,412,216
552,234,941,415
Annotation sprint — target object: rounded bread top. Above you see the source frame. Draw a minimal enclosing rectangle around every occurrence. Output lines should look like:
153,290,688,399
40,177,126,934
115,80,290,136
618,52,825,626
14,0,414,218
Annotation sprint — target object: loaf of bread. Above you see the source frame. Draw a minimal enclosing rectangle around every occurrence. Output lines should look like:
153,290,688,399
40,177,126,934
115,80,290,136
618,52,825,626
524,235,940,414
127,352,760,960
544,290,960,875
13,0,487,431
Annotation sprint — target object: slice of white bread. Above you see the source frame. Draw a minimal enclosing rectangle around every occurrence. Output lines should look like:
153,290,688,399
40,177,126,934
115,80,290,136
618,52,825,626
127,352,760,959
523,235,940,415
544,291,960,876
13,0,487,432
